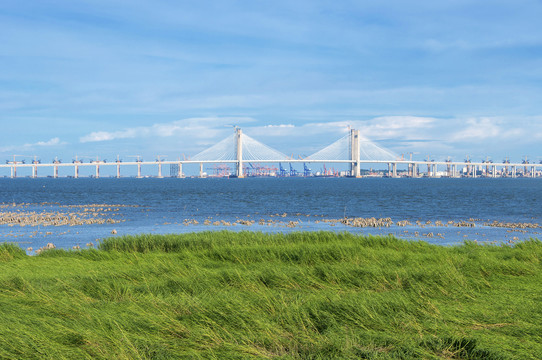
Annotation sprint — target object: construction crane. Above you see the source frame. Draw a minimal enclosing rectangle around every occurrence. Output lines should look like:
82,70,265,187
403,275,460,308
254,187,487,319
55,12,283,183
426,155,434,176
6,155,28,178
503,157,510,177
483,157,492,176
155,155,167,178
522,156,529,176
464,156,471,177
126,155,143,162
127,155,144,178
72,155,83,163
445,157,452,177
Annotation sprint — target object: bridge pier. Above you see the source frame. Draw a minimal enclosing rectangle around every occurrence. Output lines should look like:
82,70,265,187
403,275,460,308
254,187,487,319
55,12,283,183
75,165,79,178
392,162,397,178
157,162,162,178
54,165,58,178
178,162,184,178
512,166,516,178
32,165,37,178
493,165,497,178
199,163,204,178
11,166,15,179
117,163,121,178
96,164,100,178
137,162,142,178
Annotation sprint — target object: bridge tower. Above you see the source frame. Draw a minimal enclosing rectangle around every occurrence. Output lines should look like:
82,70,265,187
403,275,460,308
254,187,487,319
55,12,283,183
236,128,244,178
350,129,361,177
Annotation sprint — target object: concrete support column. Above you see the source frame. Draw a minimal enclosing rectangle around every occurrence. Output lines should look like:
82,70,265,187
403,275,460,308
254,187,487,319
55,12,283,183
96,165,100,178
432,164,437,178
532,166,536,178
137,163,142,178
178,163,183,178
452,164,457,178
54,166,58,178
11,166,15,179
392,162,397,178
33,166,37,178
412,163,417,178
350,129,361,177
75,165,79,179
199,163,204,178
472,165,476,178
236,128,244,178
117,163,121,178
512,166,516,178
158,162,162,178
493,165,497,178
388,163,392,177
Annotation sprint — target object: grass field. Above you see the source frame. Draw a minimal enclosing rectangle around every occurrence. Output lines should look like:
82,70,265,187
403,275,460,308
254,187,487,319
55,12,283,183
1,231,541,359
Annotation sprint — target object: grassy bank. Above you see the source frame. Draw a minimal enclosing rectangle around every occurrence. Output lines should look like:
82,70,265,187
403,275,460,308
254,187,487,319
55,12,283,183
1,232,541,359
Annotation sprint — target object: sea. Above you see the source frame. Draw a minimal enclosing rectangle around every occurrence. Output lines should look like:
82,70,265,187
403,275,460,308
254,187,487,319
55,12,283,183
1,177,541,251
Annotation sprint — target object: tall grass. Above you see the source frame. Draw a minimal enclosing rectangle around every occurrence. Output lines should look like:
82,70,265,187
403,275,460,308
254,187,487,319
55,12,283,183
1,232,541,359
0,242,26,261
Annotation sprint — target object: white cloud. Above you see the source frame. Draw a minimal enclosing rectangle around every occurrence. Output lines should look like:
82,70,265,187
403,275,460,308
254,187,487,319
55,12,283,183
277,116,436,140
356,116,436,139
80,129,140,143
29,137,62,147
79,117,255,143
0,137,65,153
67,114,542,163
264,124,295,128
449,118,502,142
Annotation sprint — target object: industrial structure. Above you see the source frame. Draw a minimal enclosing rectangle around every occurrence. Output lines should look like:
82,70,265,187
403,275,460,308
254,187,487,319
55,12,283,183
1,128,541,178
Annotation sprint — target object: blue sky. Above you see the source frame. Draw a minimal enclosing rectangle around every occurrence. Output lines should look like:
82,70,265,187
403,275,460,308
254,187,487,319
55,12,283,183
1,0,542,168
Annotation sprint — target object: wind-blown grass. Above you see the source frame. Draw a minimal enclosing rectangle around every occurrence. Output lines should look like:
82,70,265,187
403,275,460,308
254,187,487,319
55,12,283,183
1,231,541,359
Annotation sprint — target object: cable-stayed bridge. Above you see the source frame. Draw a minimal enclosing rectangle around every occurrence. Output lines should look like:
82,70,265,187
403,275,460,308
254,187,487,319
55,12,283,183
1,128,541,178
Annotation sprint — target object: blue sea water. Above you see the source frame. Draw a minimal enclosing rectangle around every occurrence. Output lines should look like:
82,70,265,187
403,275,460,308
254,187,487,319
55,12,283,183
1,177,541,251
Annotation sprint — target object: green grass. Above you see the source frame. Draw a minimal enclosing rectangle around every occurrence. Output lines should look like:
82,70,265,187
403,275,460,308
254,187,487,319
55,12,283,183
1,231,541,359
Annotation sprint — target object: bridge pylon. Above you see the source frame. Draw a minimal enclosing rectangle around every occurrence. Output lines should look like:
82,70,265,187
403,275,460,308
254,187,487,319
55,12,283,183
350,129,361,177
236,128,244,178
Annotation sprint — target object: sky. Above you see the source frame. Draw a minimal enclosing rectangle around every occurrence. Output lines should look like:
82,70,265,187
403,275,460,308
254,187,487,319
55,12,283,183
1,0,542,171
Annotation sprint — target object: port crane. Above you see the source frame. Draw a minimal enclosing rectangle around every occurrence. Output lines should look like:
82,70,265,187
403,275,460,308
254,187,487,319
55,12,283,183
303,163,311,177
278,163,288,177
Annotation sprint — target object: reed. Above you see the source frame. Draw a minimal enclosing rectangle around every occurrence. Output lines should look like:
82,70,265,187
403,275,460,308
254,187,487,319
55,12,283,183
0,232,540,359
